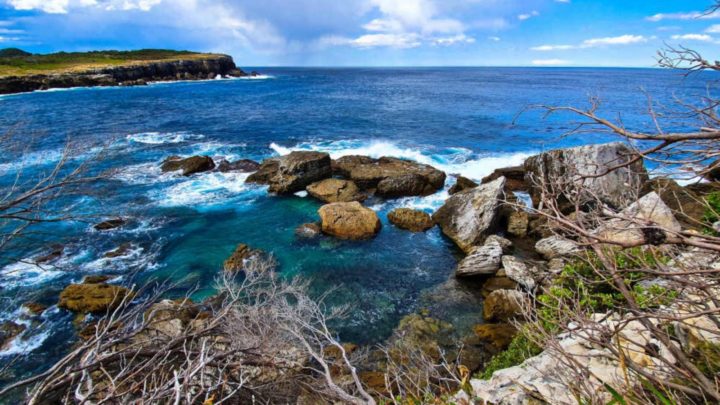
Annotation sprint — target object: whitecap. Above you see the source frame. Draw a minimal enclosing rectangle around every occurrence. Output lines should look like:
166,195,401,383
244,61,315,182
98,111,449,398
126,132,205,145
295,191,308,198
150,171,261,208
0,249,91,289
237,74,275,80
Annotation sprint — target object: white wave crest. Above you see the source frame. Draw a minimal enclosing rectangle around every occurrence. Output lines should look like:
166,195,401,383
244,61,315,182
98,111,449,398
126,132,205,145
150,171,261,208
238,74,275,80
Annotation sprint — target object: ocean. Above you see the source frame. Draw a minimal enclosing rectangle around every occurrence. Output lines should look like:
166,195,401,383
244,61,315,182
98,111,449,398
0,67,714,385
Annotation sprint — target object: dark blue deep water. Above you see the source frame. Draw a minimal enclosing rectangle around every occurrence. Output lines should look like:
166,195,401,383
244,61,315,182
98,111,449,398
0,67,715,385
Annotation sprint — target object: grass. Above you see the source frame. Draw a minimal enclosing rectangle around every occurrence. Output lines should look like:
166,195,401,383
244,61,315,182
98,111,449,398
0,49,226,77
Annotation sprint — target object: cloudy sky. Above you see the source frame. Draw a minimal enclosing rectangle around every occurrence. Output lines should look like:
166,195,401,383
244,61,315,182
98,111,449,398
0,0,718,66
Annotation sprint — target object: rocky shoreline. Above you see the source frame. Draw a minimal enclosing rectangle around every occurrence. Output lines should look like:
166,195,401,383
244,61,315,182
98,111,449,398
0,55,256,95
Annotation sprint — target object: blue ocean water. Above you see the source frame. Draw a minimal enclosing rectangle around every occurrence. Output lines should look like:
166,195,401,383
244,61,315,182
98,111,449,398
0,67,714,383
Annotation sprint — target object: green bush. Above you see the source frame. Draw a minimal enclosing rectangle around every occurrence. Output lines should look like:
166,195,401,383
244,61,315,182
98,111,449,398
479,333,542,380
703,191,720,235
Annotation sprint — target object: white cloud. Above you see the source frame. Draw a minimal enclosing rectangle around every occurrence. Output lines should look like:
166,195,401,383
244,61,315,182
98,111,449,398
6,0,162,14
532,34,648,51
488,36,500,42
646,11,720,22
532,59,569,66
706,24,720,33
555,0,570,3
433,34,475,46
671,33,714,42
517,11,539,21
8,0,70,13
351,33,422,48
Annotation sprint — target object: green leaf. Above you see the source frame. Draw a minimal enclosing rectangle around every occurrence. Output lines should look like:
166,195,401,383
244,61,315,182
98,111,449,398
604,384,628,405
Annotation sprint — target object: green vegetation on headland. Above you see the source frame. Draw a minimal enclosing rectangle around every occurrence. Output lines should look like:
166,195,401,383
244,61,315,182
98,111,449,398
0,48,228,77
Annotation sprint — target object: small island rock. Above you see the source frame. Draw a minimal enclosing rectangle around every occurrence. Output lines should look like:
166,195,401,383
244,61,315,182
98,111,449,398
387,208,434,232
306,178,365,203
318,202,381,240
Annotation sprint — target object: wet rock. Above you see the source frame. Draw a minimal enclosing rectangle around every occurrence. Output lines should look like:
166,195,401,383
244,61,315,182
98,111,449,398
0,321,25,350
535,235,581,260
376,173,428,197
524,142,648,210
83,275,112,284
223,243,262,272
501,255,543,290
387,208,434,232
245,158,280,184
34,243,64,264
295,223,322,239
433,177,506,253
483,289,528,322
332,155,376,178
481,276,518,298
594,192,682,246
267,151,332,194
306,178,365,203
161,155,215,176
217,158,260,173
456,239,503,277
338,156,446,196
473,323,517,353
318,202,381,240
506,211,529,238
23,302,47,315
449,176,478,195
58,283,133,314
482,166,527,192
94,218,126,231
103,242,133,258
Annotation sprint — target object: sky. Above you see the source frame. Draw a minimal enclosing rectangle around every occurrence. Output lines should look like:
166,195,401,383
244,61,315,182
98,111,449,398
0,0,719,67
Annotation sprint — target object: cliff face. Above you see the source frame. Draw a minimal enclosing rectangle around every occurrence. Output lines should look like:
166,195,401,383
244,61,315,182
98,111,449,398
0,55,250,95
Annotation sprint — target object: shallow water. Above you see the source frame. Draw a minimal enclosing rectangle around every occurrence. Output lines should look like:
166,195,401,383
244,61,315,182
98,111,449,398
0,67,715,385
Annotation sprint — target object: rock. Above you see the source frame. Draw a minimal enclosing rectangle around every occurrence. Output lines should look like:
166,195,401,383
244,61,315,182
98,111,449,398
393,313,455,362
306,178,365,203
714,221,720,234
501,256,542,290
483,289,528,322
223,244,262,272
217,159,260,173
267,151,332,194
58,283,133,314
0,321,26,350
23,302,47,315
449,176,478,195
527,214,553,239
94,218,126,231
456,240,503,277
473,323,517,353
34,244,64,264
318,202,381,240
387,208,434,232
482,166,527,192
481,276,518,298
506,211,529,237
594,192,682,246
685,182,720,196
83,275,112,284
338,156,446,196
524,142,648,210
433,177,506,253
535,235,580,260
484,235,513,254
103,242,133,258
245,158,280,184
144,299,202,338
161,155,215,176
705,159,720,182
295,223,321,239
644,178,706,229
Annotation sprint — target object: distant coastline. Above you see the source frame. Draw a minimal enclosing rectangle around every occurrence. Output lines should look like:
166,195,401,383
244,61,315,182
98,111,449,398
0,49,258,95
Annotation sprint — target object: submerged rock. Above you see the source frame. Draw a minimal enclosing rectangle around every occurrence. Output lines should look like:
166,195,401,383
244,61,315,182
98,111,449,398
103,242,133,258
58,283,133,314
224,243,262,272
295,223,322,239
387,208,434,232
23,302,48,315
449,175,478,195
456,240,503,277
268,151,332,194
94,218,126,231
318,202,381,240
306,178,365,203
161,155,215,176
217,159,260,173
483,289,528,322
433,176,506,253
0,321,25,350
524,142,648,210
34,243,64,264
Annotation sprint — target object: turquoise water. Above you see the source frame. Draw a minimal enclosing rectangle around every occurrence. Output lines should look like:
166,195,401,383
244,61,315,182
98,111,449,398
0,67,714,385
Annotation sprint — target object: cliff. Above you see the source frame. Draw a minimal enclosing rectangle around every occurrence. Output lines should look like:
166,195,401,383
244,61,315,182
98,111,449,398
0,50,254,94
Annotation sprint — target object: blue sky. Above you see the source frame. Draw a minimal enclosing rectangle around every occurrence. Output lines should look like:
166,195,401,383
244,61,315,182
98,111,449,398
0,0,718,67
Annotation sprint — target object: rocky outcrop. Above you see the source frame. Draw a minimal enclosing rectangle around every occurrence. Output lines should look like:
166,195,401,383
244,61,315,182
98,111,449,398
104,242,133,258
246,158,280,184
318,202,381,240
306,178,364,203
58,282,133,314
482,166,527,192
0,55,250,95
257,152,332,194
501,255,544,290
217,159,260,173
483,289,528,323
644,178,707,229
524,142,648,210
456,239,503,277
334,156,446,196
473,323,517,354
34,243,64,264
387,208,434,232
94,218,126,231
506,210,529,237
224,244,262,272
449,176,478,195
535,235,580,260
481,276,518,298
161,155,215,176
594,192,682,246
433,177,506,253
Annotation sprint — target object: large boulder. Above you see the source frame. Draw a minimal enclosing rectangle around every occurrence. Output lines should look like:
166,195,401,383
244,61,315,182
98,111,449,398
335,156,446,196
318,202,381,240
433,177,506,253
594,191,682,246
483,289,528,322
58,282,133,314
481,276,518,298
306,178,365,203
449,176,478,195
245,158,280,184
223,243,262,272
456,239,503,277
217,159,260,173
387,208,434,232
268,151,332,194
161,155,215,176
644,178,706,229
482,166,527,192
524,142,648,210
